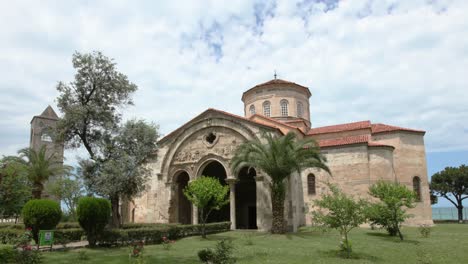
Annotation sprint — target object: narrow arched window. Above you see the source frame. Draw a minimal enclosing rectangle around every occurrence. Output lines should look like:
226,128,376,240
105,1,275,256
263,101,271,117
41,133,52,142
280,99,289,116
249,105,255,115
297,102,303,118
413,176,421,202
307,174,316,195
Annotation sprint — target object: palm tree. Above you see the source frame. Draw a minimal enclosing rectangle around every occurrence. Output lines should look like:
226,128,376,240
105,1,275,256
18,146,71,199
231,131,330,234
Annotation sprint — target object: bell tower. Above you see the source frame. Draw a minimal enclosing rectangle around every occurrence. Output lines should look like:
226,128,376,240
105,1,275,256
30,105,64,164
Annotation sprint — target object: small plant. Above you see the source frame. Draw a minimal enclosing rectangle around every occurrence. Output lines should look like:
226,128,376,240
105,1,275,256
198,248,215,263
198,239,235,264
162,236,174,250
418,225,431,238
15,228,33,251
130,241,144,257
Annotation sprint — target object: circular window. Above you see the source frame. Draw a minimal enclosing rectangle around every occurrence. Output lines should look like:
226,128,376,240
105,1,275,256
205,133,216,144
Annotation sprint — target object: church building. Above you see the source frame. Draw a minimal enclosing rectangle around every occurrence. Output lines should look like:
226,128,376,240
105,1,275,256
128,78,433,231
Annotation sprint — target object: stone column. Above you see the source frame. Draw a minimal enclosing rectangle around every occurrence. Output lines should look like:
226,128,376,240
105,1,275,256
193,205,198,225
226,177,237,230
254,174,266,231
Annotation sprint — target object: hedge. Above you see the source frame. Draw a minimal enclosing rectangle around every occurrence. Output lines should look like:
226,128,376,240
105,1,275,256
0,221,231,246
0,229,22,244
99,221,231,246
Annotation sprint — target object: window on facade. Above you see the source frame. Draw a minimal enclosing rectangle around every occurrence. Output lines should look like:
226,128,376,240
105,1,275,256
413,176,421,202
297,102,303,118
263,101,271,117
280,99,289,116
307,174,316,195
249,105,255,115
41,133,52,142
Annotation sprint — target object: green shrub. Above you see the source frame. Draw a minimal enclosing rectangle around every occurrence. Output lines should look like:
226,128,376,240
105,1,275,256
0,229,22,244
419,225,432,238
54,228,85,245
0,245,42,264
56,222,81,229
22,199,62,243
77,197,111,247
0,246,17,263
198,239,235,264
98,222,231,246
198,248,215,263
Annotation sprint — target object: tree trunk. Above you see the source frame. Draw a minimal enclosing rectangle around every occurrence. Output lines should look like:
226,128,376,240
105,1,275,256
110,196,121,228
271,186,285,234
457,205,464,224
32,183,43,199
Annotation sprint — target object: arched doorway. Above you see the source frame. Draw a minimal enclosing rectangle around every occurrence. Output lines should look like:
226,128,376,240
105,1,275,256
236,167,257,229
176,171,192,224
200,160,230,223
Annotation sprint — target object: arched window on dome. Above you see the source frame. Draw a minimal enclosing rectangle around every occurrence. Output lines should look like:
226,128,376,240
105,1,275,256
413,176,421,202
249,105,255,115
280,99,289,117
297,102,304,118
263,101,271,117
307,174,316,195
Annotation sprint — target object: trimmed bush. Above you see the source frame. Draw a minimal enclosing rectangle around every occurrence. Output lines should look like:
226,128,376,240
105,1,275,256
77,197,111,247
98,221,231,246
54,228,85,246
22,199,62,243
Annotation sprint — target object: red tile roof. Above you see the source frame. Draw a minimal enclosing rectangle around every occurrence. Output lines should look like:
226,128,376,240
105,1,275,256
249,114,305,135
317,135,369,148
371,124,425,134
307,121,371,135
316,135,394,149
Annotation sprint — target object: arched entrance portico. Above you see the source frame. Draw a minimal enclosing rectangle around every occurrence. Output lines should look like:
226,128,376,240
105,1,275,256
175,171,192,224
236,167,257,229
199,160,230,223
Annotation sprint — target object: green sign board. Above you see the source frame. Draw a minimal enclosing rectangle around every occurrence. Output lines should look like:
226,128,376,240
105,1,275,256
39,230,54,246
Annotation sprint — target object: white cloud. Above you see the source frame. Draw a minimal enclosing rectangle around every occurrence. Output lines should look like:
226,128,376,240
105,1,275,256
0,0,467,161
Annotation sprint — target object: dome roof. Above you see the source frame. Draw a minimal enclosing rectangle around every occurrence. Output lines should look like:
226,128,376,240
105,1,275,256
241,78,311,102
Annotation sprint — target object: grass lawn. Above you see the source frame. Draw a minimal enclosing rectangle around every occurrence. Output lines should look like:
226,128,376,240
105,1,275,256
43,224,467,263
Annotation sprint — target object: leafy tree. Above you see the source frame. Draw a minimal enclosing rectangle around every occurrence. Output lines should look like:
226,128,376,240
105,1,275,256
79,119,158,227
183,176,229,238
55,51,158,227
430,165,468,223
17,146,71,199
231,131,329,234
367,181,416,240
312,183,368,258
45,174,83,220
0,156,31,222
56,51,137,160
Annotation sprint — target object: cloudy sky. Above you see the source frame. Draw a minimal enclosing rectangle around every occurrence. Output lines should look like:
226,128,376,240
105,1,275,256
1,0,467,207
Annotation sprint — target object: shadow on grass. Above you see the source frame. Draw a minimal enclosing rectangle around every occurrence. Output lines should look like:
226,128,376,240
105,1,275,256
366,232,420,245
317,249,382,262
